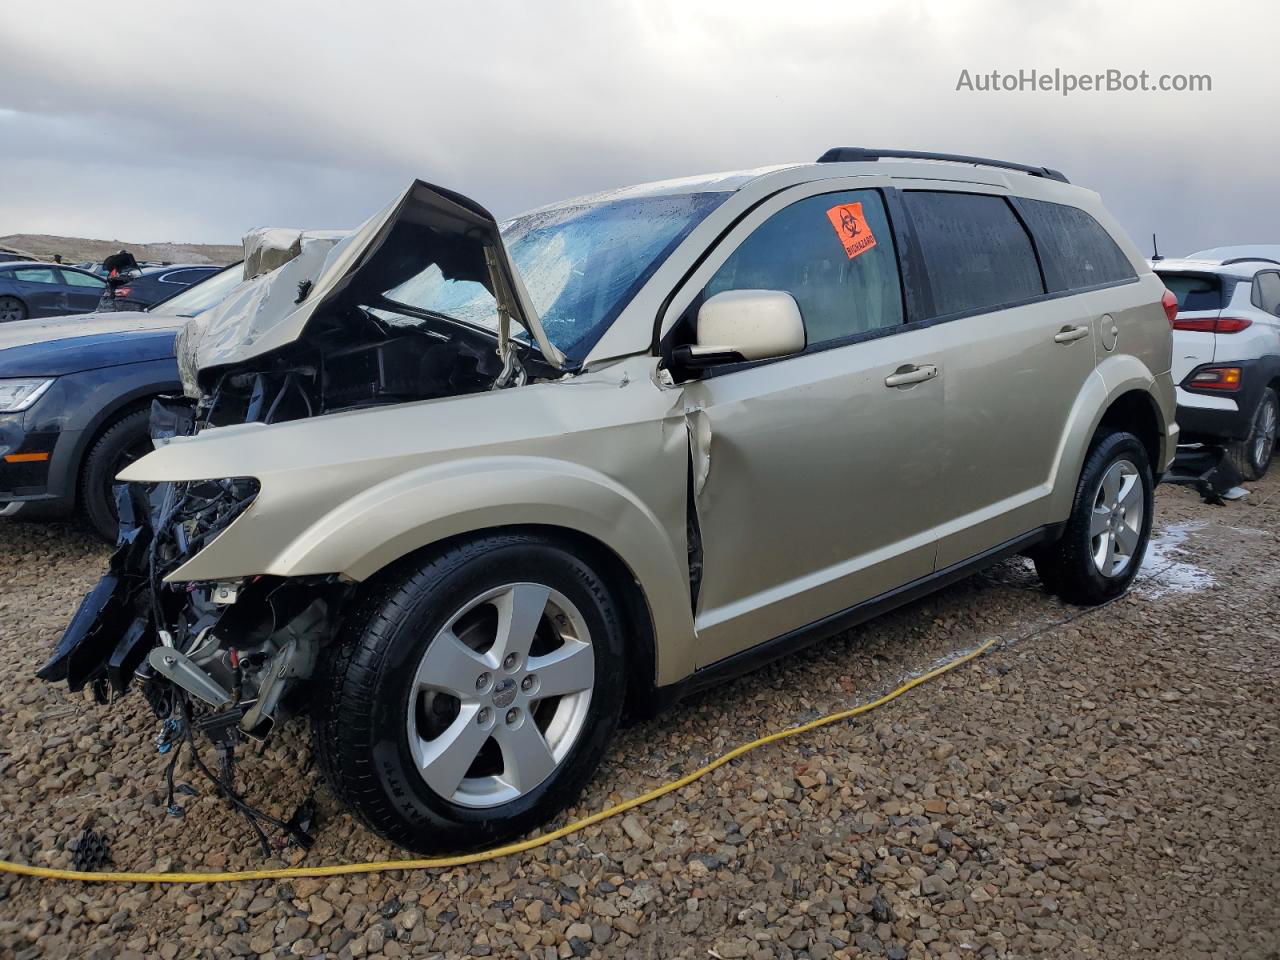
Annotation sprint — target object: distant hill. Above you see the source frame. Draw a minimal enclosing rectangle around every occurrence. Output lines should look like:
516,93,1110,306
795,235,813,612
0,233,241,266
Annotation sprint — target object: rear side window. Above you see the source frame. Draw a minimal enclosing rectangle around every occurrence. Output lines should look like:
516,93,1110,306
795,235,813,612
1159,273,1224,312
703,189,904,346
903,191,1044,318
60,269,106,288
1014,198,1136,292
1253,272,1280,315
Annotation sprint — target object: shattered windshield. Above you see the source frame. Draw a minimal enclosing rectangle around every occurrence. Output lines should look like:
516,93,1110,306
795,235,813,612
380,192,727,362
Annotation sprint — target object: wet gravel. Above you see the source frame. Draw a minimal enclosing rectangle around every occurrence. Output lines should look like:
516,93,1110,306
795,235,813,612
1,477,1277,959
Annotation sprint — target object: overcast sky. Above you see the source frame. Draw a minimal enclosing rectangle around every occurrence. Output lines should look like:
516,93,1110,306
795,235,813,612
0,0,1274,256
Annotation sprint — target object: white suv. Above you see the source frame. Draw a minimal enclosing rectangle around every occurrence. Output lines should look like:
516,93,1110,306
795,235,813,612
1155,254,1280,478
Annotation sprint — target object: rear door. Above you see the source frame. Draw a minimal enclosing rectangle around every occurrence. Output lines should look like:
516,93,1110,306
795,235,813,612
9,266,68,316
899,189,1111,567
56,267,108,312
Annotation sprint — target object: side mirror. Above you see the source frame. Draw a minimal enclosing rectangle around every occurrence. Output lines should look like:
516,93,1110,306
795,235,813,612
673,289,806,369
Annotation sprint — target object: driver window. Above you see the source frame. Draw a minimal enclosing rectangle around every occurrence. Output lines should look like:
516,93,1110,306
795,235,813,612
703,190,904,347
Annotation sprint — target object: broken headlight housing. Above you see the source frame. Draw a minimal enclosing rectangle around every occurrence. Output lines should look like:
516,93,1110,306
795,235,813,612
152,476,261,564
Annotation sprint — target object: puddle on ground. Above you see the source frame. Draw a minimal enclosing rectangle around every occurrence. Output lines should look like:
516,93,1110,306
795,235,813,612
1135,521,1216,599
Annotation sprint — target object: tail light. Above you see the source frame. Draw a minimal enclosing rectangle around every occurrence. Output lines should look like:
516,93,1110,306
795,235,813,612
1213,316,1252,333
1161,289,1178,326
1186,366,1242,391
1171,315,1252,334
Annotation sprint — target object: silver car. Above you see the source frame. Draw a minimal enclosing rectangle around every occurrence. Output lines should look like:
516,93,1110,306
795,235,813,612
41,148,1177,853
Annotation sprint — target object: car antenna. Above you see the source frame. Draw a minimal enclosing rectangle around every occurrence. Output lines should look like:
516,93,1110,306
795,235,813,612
1151,233,1163,262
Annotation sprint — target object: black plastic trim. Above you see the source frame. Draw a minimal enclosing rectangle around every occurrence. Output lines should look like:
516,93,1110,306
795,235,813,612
817,147,1070,183
655,523,1064,705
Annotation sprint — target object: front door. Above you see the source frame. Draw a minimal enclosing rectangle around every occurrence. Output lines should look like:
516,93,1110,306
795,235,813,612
676,186,944,665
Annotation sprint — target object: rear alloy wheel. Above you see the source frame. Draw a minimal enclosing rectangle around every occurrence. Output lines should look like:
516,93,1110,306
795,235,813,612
314,533,627,853
1227,387,1278,481
1032,430,1154,605
0,296,26,323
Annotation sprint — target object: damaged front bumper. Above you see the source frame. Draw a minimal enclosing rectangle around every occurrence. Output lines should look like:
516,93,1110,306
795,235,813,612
39,476,350,740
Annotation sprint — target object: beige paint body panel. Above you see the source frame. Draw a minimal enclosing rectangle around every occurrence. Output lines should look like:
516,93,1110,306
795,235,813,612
683,331,942,664
122,356,699,684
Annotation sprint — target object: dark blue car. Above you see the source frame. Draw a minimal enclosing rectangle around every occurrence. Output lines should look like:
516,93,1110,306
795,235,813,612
0,262,109,322
0,264,242,539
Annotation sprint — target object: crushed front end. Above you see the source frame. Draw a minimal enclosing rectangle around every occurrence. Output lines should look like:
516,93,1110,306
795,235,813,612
38,474,350,737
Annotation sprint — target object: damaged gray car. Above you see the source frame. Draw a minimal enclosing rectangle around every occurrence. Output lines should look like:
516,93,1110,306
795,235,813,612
40,149,1178,854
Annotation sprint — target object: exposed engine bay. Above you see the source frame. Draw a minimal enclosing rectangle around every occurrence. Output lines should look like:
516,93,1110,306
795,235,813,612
37,180,565,850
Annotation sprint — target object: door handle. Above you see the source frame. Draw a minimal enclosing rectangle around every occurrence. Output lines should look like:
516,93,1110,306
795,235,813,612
884,363,938,388
1054,325,1090,343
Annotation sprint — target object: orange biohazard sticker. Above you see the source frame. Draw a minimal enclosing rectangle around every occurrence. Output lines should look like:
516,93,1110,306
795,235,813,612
826,202,877,259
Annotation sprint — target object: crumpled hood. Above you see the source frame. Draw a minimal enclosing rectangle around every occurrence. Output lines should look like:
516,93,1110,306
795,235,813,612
176,180,564,397
0,312,180,377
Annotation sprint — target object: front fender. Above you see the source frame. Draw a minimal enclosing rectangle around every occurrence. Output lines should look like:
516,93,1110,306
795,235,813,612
167,454,697,684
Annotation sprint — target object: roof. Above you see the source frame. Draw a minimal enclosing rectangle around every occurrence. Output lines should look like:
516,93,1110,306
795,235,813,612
0,260,66,271
1191,244,1280,263
519,148,1082,219
1153,257,1278,280
515,164,802,217
137,263,220,275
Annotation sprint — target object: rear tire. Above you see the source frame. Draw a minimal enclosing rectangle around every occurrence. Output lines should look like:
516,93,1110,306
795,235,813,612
1226,387,1278,481
1033,430,1154,605
0,296,26,323
80,408,153,543
313,532,627,854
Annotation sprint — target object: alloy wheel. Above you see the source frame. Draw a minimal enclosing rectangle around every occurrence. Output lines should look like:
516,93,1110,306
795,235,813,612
1089,458,1144,577
1252,395,1277,471
406,582,595,808
0,297,25,323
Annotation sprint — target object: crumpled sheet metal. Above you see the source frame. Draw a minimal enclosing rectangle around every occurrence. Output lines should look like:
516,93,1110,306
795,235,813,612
176,181,572,398
176,230,352,397
242,227,348,280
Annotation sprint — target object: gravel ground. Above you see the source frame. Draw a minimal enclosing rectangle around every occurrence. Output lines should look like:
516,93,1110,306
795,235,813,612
0,477,1277,959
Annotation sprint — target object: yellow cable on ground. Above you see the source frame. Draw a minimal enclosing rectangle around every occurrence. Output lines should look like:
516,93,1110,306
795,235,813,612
0,633,1001,885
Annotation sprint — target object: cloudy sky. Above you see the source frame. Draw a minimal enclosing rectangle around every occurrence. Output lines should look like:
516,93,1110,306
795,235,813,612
0,0,1273,256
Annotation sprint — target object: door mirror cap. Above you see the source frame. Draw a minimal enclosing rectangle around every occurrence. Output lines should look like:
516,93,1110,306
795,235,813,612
675,289,806,368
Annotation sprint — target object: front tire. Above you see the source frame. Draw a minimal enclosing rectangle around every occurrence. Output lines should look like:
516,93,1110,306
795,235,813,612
1033,430,1154,605
313,533,627,854
80,407,154,543
1226,386,1278,481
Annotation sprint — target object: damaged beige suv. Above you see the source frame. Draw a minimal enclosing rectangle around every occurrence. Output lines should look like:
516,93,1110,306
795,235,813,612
41,148,1177,853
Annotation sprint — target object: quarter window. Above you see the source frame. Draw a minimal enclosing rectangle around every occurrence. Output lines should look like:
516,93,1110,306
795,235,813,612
903,191,1044,318
703,190,904,347
1254,272,1280,315
1013,198,1137,292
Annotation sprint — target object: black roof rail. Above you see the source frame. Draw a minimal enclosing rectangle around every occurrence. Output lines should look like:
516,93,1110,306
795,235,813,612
1221,256,1280,266
816,147,1070,183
